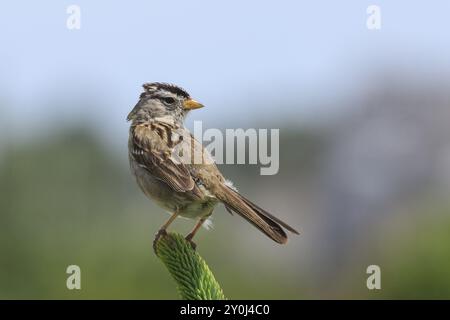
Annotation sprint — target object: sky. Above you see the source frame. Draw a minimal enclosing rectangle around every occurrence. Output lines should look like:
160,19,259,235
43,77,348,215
0,1,449,144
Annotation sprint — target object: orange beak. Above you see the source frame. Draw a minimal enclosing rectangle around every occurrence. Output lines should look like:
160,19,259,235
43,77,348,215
183,99,204,110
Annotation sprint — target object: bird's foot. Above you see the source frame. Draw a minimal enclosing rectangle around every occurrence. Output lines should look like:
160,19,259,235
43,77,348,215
153,229,168,254
184,235,197,251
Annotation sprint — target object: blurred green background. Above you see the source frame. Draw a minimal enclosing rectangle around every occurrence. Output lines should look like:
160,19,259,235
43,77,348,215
1,1,450,299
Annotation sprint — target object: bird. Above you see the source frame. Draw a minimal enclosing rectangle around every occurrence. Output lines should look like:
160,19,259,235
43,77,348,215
127,82,299,251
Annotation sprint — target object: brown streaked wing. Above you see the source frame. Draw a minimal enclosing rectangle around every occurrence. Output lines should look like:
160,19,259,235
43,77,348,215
130,124,201,197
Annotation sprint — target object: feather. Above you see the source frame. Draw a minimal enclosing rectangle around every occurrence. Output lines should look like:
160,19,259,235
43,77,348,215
215,185,298,244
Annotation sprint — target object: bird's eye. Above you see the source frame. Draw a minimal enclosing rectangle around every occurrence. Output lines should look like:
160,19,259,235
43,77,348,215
162,97,176,105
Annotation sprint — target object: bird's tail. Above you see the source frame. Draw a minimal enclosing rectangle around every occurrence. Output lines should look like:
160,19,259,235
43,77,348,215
215,185,299,244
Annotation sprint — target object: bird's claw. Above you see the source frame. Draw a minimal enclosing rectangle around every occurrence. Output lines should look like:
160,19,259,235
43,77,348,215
153,229,168,254
185,236,197,251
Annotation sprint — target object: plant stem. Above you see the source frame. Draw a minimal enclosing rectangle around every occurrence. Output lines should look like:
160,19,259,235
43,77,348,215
155,232,226,300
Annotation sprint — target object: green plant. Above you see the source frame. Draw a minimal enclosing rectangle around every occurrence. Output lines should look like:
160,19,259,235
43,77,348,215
155,232,226,300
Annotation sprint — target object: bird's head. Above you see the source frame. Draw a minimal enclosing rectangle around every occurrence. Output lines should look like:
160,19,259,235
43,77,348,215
127,82,204,125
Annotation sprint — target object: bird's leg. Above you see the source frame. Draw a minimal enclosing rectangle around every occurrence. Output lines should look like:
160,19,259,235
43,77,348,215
185,216,208,250
153,211,179,253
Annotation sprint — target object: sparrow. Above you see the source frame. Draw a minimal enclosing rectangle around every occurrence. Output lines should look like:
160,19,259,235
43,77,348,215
127,82,299,251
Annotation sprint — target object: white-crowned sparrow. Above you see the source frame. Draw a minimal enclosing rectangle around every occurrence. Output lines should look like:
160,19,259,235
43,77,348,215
127,83,298,250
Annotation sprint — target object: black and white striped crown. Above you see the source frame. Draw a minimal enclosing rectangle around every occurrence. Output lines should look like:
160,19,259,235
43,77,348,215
142,82,190,99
